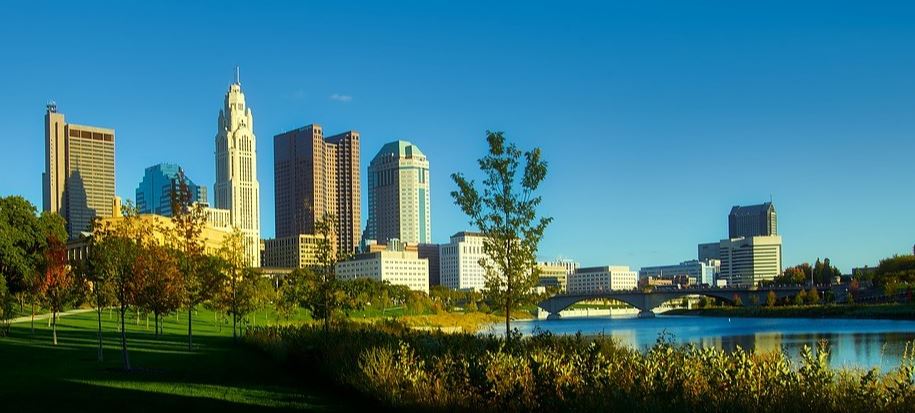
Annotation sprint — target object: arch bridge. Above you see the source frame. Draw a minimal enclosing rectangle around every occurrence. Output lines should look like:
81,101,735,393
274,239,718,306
537,286,843,319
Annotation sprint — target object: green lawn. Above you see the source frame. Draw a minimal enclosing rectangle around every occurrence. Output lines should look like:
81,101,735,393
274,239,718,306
0,308,378,412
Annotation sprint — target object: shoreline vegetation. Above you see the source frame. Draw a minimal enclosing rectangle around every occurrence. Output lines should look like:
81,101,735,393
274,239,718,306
246,320,915,413
665,303,915,320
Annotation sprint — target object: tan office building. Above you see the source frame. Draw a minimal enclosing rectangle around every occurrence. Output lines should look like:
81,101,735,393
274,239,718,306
261,234,324,269
42,103,116,240
274,124,361,255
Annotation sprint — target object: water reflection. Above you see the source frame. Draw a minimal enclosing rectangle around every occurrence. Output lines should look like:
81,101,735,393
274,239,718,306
493,315,915,369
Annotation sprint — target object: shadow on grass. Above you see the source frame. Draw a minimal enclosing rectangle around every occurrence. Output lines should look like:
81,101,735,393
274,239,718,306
0,312,382,413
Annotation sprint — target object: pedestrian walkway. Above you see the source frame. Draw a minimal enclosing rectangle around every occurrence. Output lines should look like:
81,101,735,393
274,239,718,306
8,308,97,324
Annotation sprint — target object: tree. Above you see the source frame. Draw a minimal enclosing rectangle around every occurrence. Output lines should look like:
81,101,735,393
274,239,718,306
0,274,12,335
0,197,66,336
813,258,842,285
767,290,777,307
217,228,262,340
776,263,811,285
0,196,41,315
170,169,210,350
732,294,743,307
134,244,184,337
93,202,148,370
279,267,308,320
71,232,115,361
451,131,552,340
296,215,348,335
36,236,78,345
807,287,820,305
794,289,807,306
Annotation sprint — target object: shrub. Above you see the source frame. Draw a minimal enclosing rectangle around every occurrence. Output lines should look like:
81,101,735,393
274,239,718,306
244,322,915,413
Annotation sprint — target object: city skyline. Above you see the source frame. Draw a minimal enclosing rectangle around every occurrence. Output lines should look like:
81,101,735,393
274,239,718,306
5,2,915,271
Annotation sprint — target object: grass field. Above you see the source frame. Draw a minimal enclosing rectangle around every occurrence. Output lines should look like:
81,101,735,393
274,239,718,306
0,308,379,412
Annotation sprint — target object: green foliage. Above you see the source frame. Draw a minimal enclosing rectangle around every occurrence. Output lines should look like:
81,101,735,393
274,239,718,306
0,275,11,335
807,288,821,305
451,131,552,338
874,255,915,286
795,289,807,306
246,322,915,413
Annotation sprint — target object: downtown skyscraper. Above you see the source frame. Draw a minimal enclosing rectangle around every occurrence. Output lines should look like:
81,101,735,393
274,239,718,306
365,140,431,244
42,103,116,240
214,71,261,266
273,124,361,255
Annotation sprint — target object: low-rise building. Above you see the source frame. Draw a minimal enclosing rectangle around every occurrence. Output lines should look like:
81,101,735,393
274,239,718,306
537,263,569,292
261,234,324,269
439,231,491,291
567,266,638,294
639,259,719,286
718,235,782,287
417,243,440,288
336,244,429,293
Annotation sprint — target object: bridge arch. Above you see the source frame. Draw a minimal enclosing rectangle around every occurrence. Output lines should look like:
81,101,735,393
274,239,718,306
537,287,825,318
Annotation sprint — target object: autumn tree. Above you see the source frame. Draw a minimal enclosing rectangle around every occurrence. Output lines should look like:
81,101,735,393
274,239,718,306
134,244,185,337
451,131,551,339
807,288,821,305
169,169,210,350
36,236,79,345
794,288,807,306
93,201,148,370
767,290,777,307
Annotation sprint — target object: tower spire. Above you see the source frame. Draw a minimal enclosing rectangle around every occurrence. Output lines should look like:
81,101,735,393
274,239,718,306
235,66,240,85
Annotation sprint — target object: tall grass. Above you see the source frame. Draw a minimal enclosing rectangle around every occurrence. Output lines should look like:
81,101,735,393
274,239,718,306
245,322,915,412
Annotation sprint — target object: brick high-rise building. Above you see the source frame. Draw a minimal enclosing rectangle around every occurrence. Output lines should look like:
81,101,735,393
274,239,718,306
274,124,361,254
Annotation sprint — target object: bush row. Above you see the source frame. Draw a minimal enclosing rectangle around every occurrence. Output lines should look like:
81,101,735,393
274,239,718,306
244,322,915,413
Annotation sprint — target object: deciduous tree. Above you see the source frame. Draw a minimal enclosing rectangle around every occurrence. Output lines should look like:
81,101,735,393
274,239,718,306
36,236,78,345
134,244,184,337
170,169,210,350
451,131,551,340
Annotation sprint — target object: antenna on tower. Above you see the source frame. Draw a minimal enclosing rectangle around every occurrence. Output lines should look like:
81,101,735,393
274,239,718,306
235,66,240,85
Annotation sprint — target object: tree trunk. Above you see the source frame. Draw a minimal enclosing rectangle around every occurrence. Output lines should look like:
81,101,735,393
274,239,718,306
52,311,58,345
145,313,148,331
188,306,193,351
154,313,159,338
96,304,104,362
232,312,237,341
120,304,130,371
30,300,35,337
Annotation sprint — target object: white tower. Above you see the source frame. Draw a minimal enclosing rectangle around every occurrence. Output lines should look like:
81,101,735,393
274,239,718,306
215,67,261,266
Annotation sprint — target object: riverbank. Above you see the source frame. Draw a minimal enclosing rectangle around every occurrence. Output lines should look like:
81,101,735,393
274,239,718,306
665,303,915,320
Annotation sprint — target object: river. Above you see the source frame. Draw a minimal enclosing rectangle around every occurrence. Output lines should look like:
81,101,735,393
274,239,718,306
485,315,915,370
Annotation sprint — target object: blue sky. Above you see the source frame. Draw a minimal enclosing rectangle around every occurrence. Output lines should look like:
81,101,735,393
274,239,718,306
2,1,914,272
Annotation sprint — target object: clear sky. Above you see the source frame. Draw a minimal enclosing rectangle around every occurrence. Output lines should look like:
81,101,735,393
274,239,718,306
2,1,914,272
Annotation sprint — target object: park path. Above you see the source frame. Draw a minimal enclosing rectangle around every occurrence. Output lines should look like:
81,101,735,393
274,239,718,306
8,308,98,324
